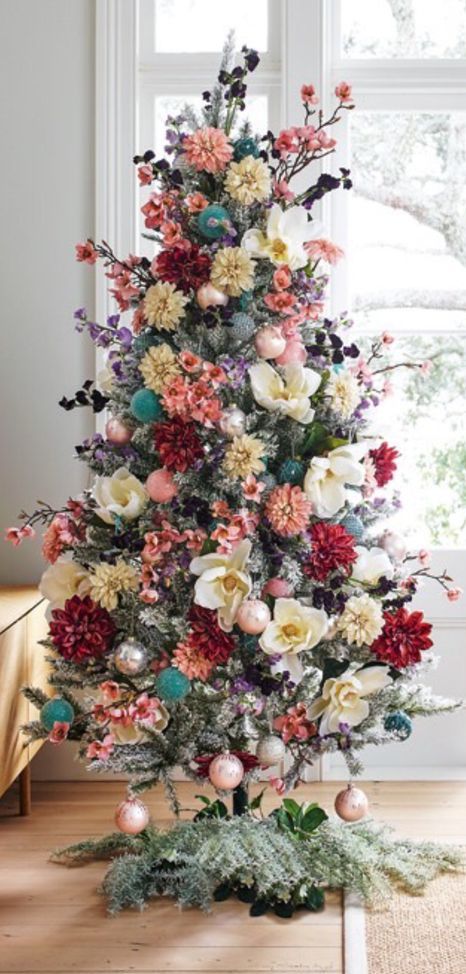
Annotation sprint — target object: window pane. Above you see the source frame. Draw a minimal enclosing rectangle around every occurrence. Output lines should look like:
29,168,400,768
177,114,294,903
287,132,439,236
349,111,466,545
154,0,268,53
154,94,268,157
342,0,466,58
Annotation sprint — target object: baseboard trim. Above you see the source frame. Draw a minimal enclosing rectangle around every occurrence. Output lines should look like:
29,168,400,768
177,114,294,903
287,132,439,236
343,891,368,974
322,765,466,781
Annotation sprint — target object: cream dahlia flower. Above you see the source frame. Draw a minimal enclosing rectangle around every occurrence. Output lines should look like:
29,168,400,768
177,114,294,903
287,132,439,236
308,665,392,735
144,281,188,331
139,343,181,393
190,538,252,631
39,557,90,611
223,434,266,479
259,597,328,683
242,204,321,270
351,546,395,585
249,362,321,424
225,156,271,205
89,559,139,611
337,593,384,647
210,246,255,296
93,467,148,524
303,443,367,518
326,370,360,419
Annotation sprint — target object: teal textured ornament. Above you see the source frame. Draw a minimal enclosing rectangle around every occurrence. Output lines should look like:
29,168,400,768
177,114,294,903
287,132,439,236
340,513,364,542
197,204,232,240
130,389,163,423
238,290,252,311
155,667,191,702
278,460,304,486
229,312,255,343
384,711,412,740
233,137,260,161
40,697,75,731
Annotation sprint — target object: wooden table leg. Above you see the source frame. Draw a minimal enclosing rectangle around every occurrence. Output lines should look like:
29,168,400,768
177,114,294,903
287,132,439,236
19,764,31,816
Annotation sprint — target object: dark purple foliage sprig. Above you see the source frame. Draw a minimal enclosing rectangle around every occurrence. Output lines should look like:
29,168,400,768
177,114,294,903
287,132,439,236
59,380,109,414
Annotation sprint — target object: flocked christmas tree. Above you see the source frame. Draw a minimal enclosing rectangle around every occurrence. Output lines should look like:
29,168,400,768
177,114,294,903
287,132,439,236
9,42,463,913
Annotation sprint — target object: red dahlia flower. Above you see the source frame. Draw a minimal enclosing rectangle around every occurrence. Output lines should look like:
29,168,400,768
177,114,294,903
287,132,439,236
369,442,400,487
154,243,211,294
371,607,433,669
154,416,204,472
188,605,236,664
49,595,116,664
304,522,358,582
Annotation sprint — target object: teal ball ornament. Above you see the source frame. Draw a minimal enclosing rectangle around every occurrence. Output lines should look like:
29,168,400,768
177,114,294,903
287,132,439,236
278,460,304,486
155,667,191,702
233,137,260,161
384,711,412,740
229,312,255,343
238,290,252,311
197,204,232,240
130,389,163,423
40,697,75,731
340,513,365,542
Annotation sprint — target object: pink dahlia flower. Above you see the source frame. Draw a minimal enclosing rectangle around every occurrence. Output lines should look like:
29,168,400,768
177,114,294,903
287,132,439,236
183,127,233,173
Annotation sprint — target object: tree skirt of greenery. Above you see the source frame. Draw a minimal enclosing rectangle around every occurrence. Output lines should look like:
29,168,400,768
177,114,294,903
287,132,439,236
52,815,464,917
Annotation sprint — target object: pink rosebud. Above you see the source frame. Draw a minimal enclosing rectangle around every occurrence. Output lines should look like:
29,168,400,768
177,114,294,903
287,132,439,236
5,525,36,546
447,587,463,602
137,164,153,186
272,179,295,202
275,337,307,365
262,577,293,598
381,331,394,345
86,734,115,761
48,722,70,745
300,84,319,105
75,241,98,264
420,360,433,375
418,549,431,568
273,266,292,291
335,82,353,102
269,776,286,796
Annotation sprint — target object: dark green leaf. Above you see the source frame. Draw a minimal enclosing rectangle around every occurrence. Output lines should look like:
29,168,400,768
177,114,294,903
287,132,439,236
248,788,266,812
213,883,232,901
303,886,325,911
249,899,269,916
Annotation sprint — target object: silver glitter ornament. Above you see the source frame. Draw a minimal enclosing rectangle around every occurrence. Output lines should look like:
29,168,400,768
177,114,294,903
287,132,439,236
229,312,255,344
256,735,286,767
113,637,148,676
218,405,247,438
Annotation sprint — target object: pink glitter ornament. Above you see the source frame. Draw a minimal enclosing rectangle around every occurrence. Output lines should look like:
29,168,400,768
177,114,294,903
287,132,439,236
115,796,150,834
334,784,369,822
105,417,133,446
254,325,286,360
236,599,271,634
208,752,244,790
196,283,229,310
262,577,293,598
146,468,178,503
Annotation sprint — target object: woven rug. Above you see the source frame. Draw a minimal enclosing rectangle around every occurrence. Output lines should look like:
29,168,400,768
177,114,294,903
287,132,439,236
364,873,466,974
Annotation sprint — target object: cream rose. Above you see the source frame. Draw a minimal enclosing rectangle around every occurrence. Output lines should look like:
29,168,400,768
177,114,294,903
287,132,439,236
308,665,392,734
190,539,252,632
259,598,328,683
39,557,90,611
249,362,321,425
92,467,148,525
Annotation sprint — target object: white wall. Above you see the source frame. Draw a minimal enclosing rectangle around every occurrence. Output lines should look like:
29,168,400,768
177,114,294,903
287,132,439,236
0,0,95,587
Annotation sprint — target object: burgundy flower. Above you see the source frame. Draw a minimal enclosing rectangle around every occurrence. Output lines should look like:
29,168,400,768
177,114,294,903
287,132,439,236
154,417,204,472
154,243,211,294
371,607,433,669
303,522,358,582
49,595,116,664
193,751,260,778
369,442,400,487
188,605,236,664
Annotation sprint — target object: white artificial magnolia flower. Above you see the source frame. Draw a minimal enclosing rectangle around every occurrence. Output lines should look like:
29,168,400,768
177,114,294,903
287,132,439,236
242,204,321,270
303,442,367,518
337,593,384,647
249,362,321,425
93,467,148,525
190,539,252,631
39,557,90,611
351,546,395,585
259,597,328,683
308,665,392,735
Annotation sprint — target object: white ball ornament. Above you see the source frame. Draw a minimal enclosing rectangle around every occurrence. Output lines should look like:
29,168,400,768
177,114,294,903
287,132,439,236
334,783,369,822
256,735,286,767
381,531,407,562
196,283,229,310
254,325,287,360
208,752,244,790
218,406,247,438
113,638,148,676
115,796,150,834
236,599,271,635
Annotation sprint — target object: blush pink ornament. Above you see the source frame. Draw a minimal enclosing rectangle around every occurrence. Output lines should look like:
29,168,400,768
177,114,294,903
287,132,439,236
208,752,244,790
115,796,150,834
334,784,369,822
254,325,287,360
262,577,293,598
146,468,178,503
105,417,133,446
236,599,271,635
196,283,229,310
276,338,307,366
